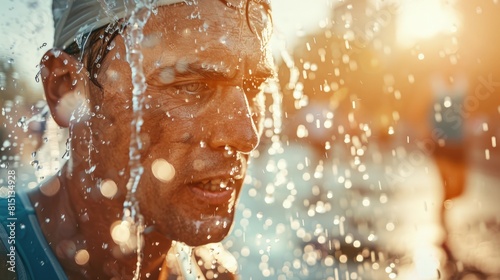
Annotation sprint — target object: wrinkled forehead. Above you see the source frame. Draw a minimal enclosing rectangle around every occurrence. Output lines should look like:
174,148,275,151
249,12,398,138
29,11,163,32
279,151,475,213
148,0,272,45
135,1,273,71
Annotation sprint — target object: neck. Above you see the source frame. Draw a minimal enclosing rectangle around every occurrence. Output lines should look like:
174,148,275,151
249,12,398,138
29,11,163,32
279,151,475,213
29,163,173,279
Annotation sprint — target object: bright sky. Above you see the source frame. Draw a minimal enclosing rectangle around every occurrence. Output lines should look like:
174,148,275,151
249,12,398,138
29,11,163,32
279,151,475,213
271,0,335,46
395,0,459,47
0,0,52,90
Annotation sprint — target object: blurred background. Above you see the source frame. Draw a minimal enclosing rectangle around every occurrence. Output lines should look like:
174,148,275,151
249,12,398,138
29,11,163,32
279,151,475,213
1,0,500,279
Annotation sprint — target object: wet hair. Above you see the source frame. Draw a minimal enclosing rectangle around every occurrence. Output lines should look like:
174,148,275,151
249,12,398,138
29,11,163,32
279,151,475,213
65,28,120,89
64,0,272,88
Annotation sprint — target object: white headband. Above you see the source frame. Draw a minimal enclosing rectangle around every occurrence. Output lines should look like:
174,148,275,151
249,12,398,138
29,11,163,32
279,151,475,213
52,0,185,49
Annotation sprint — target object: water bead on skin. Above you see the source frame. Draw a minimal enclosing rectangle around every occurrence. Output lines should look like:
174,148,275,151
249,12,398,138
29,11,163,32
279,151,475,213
224,145,235,157
198,140,207,148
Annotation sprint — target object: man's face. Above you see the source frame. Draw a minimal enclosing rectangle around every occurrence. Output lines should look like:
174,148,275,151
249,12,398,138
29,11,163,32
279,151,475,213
77,1,273,246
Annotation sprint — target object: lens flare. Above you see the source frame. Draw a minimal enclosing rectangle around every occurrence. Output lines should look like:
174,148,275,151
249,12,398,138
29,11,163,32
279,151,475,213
74,249,90,266
151,158,176,182
111,221,131,244
100,179,118,198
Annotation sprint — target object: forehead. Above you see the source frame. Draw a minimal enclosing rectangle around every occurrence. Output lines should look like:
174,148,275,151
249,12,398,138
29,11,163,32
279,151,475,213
139,0,272,71
148,0,270,37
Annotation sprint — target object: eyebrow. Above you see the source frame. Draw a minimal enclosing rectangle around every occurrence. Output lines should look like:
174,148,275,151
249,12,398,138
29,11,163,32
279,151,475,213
151,62,236,84
151,61,275,84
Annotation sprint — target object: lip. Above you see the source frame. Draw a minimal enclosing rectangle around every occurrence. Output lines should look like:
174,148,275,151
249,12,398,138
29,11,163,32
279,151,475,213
188,178,238,205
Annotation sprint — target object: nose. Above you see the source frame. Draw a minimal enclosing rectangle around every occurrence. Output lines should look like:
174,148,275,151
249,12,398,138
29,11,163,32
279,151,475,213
207,86,260,154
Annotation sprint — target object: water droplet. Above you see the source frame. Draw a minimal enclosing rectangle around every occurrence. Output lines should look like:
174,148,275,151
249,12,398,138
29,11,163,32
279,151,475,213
2,140,11,148
106,40,116,50
85,165,96,174
219,36,227,44
224,145,235,157
190,11,201,19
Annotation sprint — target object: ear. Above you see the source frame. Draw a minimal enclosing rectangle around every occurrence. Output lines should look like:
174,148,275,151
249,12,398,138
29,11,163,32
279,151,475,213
40,49,89,127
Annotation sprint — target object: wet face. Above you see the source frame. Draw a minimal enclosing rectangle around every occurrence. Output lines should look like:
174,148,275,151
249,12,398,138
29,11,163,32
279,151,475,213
78,1,273,246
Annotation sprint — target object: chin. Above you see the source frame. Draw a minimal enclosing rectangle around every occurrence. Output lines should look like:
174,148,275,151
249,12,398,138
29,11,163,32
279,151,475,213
162,214,235,247
182,232,229,247
191,215,235,246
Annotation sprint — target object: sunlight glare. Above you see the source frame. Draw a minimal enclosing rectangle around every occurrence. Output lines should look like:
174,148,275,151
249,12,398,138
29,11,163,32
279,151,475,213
396,0,459,47
271,0,335,55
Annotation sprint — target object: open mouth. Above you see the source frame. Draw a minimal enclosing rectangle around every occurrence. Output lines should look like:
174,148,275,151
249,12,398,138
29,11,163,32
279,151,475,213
199,178,233,192
189,178,238,205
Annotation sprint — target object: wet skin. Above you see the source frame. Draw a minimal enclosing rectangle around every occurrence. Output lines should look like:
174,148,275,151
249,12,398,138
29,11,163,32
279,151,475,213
34,1,273,279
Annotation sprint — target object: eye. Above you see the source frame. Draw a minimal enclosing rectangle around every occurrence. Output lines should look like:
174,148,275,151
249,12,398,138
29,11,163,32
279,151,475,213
175,82,209,95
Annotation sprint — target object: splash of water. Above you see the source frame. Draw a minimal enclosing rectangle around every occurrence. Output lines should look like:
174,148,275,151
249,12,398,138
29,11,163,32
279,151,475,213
94,0,156,278
96,1,254,278
270,79,283,135
20,103,64,183
171,241,205,279
16,104,49,133
122,0,157,278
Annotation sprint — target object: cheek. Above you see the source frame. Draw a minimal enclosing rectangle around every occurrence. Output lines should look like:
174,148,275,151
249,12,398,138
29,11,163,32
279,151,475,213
142,101,199,142
89,95,132,157
100,89,131,121
136,161,181,213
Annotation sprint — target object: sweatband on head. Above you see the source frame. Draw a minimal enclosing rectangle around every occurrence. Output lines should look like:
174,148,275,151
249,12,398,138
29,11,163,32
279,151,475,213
52,0,186,49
